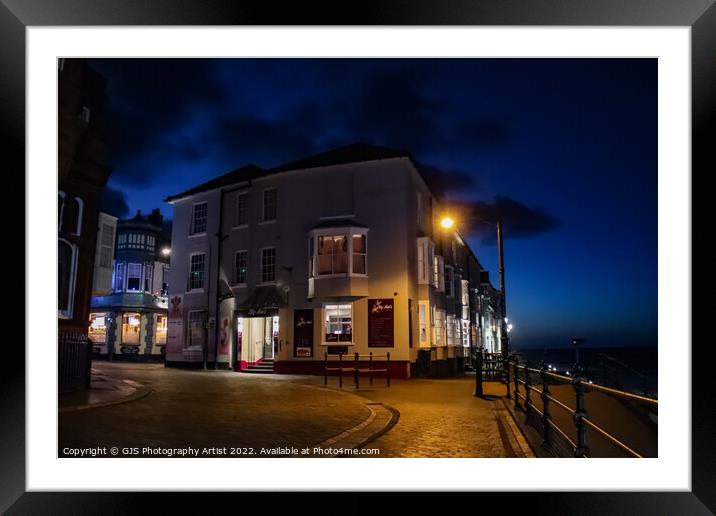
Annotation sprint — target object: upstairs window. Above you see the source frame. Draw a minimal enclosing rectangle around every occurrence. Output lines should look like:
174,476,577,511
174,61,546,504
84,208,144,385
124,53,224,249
261,248,276,283
445,266,454,297
126,263,142,291
144,264,153,292
114,262,125,291
317,235,347,275
433,255,445,291
352,234,367,275
234,250,247,284
236,192,249,226
324,303,352,343
191,202,208,235
188,253,205,290
262,188,277,222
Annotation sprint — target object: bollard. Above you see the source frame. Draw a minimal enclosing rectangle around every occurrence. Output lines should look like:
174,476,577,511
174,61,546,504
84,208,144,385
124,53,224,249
387,352,391,387
354,352,360,390
513,356,521,411
369,352,373,386
572,362,589,457
540,361,552,447
339,352,343,388
324,351,328,386
474,349,483,397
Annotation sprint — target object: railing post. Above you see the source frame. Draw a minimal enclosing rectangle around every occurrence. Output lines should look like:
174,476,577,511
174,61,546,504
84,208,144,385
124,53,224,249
324,351,328,386
387,352,391,387
354,352,360,390
540,361,551,447
505,353,511,399
513,356,521,411
572,363,590,457
369,352,373,386
339,352,343,388
474,348,483,398
524,360,532,418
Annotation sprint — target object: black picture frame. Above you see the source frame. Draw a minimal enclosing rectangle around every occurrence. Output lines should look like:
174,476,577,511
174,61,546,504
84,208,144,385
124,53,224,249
4,0,711,512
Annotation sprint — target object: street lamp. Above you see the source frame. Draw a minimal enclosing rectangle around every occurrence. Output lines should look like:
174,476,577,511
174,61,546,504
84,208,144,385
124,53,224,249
439,214,510,359
161,247,171,256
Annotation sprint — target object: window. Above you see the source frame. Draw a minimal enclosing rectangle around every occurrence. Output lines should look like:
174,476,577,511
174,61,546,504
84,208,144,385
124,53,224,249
433,255,444,291
147,235,155,252
191,202,208,235
114,262,125,291
352,234,367,274
99,223,114,268
419,302,428,344
462,320,470,347
262,188,277,222
144,264,153,292
445,266,454,297
446,314,456,346
236,192,248,226
261,248,276,283
417,191,423,226
69,197,83,236
127,263,142,291
58,239,76,317
161,265,169,296
434,309,445,346
58,191,66,231
234,250,247,284
308,237,315,278
186,311,207,349
188,253,205,290
79,106,91,124
317,235,347,275
324,303,352,342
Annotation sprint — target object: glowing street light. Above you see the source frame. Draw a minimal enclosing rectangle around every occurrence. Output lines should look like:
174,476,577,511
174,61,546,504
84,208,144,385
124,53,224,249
161,247,171,256
440,216,455,229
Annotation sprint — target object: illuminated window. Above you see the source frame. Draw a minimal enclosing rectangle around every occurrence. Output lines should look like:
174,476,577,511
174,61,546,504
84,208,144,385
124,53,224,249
446,314,456,346
352,234,367,275
127,263,142,291
462,320,470,347
114,262,125,291
434,309,445,346
433,255,444,291
317,235,348,275
324,303,352,342
419,302,428,344
191,202,208,235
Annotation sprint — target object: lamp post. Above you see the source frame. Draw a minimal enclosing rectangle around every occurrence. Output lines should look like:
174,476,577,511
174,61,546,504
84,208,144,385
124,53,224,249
439,215,510,358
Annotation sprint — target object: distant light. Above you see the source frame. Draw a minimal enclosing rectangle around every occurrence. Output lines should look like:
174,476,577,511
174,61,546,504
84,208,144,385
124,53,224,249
504,317,509,323
161,247,171,256
440,216,455,229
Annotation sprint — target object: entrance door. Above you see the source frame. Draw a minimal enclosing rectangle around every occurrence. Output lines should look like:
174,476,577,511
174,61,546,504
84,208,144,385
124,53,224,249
238,315,279,364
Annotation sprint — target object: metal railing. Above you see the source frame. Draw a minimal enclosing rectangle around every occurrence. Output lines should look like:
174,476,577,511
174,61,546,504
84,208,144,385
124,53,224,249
324,351,391,389
505,355,658,458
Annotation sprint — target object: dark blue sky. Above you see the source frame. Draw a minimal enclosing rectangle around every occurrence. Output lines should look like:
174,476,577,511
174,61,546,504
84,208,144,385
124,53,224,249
90,58,657,350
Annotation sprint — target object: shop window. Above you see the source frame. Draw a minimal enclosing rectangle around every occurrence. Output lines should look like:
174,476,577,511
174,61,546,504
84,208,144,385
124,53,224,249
261,248,276,283
191,202,208,235
236,192,248,226
262,188,277,222
155,315,168,345
234,250,247,284
89,314,107,344
121,313,141,346
188,253,205,290
324,303,352,343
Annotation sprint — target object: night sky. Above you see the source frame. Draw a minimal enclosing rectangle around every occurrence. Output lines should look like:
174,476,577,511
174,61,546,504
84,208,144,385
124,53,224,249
89,58,657,350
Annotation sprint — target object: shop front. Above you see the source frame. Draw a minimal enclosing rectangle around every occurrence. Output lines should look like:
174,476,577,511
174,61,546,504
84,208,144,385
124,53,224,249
235,310,279,370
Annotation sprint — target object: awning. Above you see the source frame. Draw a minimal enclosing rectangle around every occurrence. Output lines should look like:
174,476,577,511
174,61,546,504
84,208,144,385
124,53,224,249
236,286,287,317
90,292,168,312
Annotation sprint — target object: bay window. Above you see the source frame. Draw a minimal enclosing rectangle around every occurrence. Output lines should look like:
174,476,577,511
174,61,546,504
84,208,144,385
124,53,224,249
446,314,456,346
434,309,445,346
324,303,352,342
309,227,368,278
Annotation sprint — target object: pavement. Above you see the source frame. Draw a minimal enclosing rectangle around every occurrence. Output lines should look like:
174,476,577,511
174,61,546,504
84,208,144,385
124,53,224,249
58,362,533,458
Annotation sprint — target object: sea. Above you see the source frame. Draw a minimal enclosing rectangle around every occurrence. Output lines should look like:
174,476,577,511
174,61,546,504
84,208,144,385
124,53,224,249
512,345,658,398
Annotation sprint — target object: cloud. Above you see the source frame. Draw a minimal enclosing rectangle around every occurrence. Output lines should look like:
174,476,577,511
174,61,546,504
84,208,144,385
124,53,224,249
449,196,559,244
99,186,130,219
414,163,477,198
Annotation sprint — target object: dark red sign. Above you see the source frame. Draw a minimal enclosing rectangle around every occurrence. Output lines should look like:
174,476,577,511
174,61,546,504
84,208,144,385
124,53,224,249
293,309,314,357
368,298,394,347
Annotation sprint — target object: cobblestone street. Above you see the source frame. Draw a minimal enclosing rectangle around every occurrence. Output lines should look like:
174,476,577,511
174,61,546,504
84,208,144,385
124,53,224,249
59,362,529,458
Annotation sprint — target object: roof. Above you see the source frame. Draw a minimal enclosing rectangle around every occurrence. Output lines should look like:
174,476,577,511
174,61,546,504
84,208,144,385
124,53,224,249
310,218,370,230
164,164,265,202
269,142,409,173
163,142,452,203
236,285,288,312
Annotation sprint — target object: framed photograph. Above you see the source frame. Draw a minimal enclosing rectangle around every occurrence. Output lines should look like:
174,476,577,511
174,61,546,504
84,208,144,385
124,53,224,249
6,0,711,512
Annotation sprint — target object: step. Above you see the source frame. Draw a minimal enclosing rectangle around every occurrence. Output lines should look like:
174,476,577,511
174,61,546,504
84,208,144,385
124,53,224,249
240,368,274,374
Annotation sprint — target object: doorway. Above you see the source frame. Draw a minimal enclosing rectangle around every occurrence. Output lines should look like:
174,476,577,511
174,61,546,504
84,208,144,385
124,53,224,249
237,315,279,364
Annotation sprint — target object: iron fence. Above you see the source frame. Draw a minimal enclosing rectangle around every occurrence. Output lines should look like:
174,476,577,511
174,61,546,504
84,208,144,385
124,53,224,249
324,351,391,389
